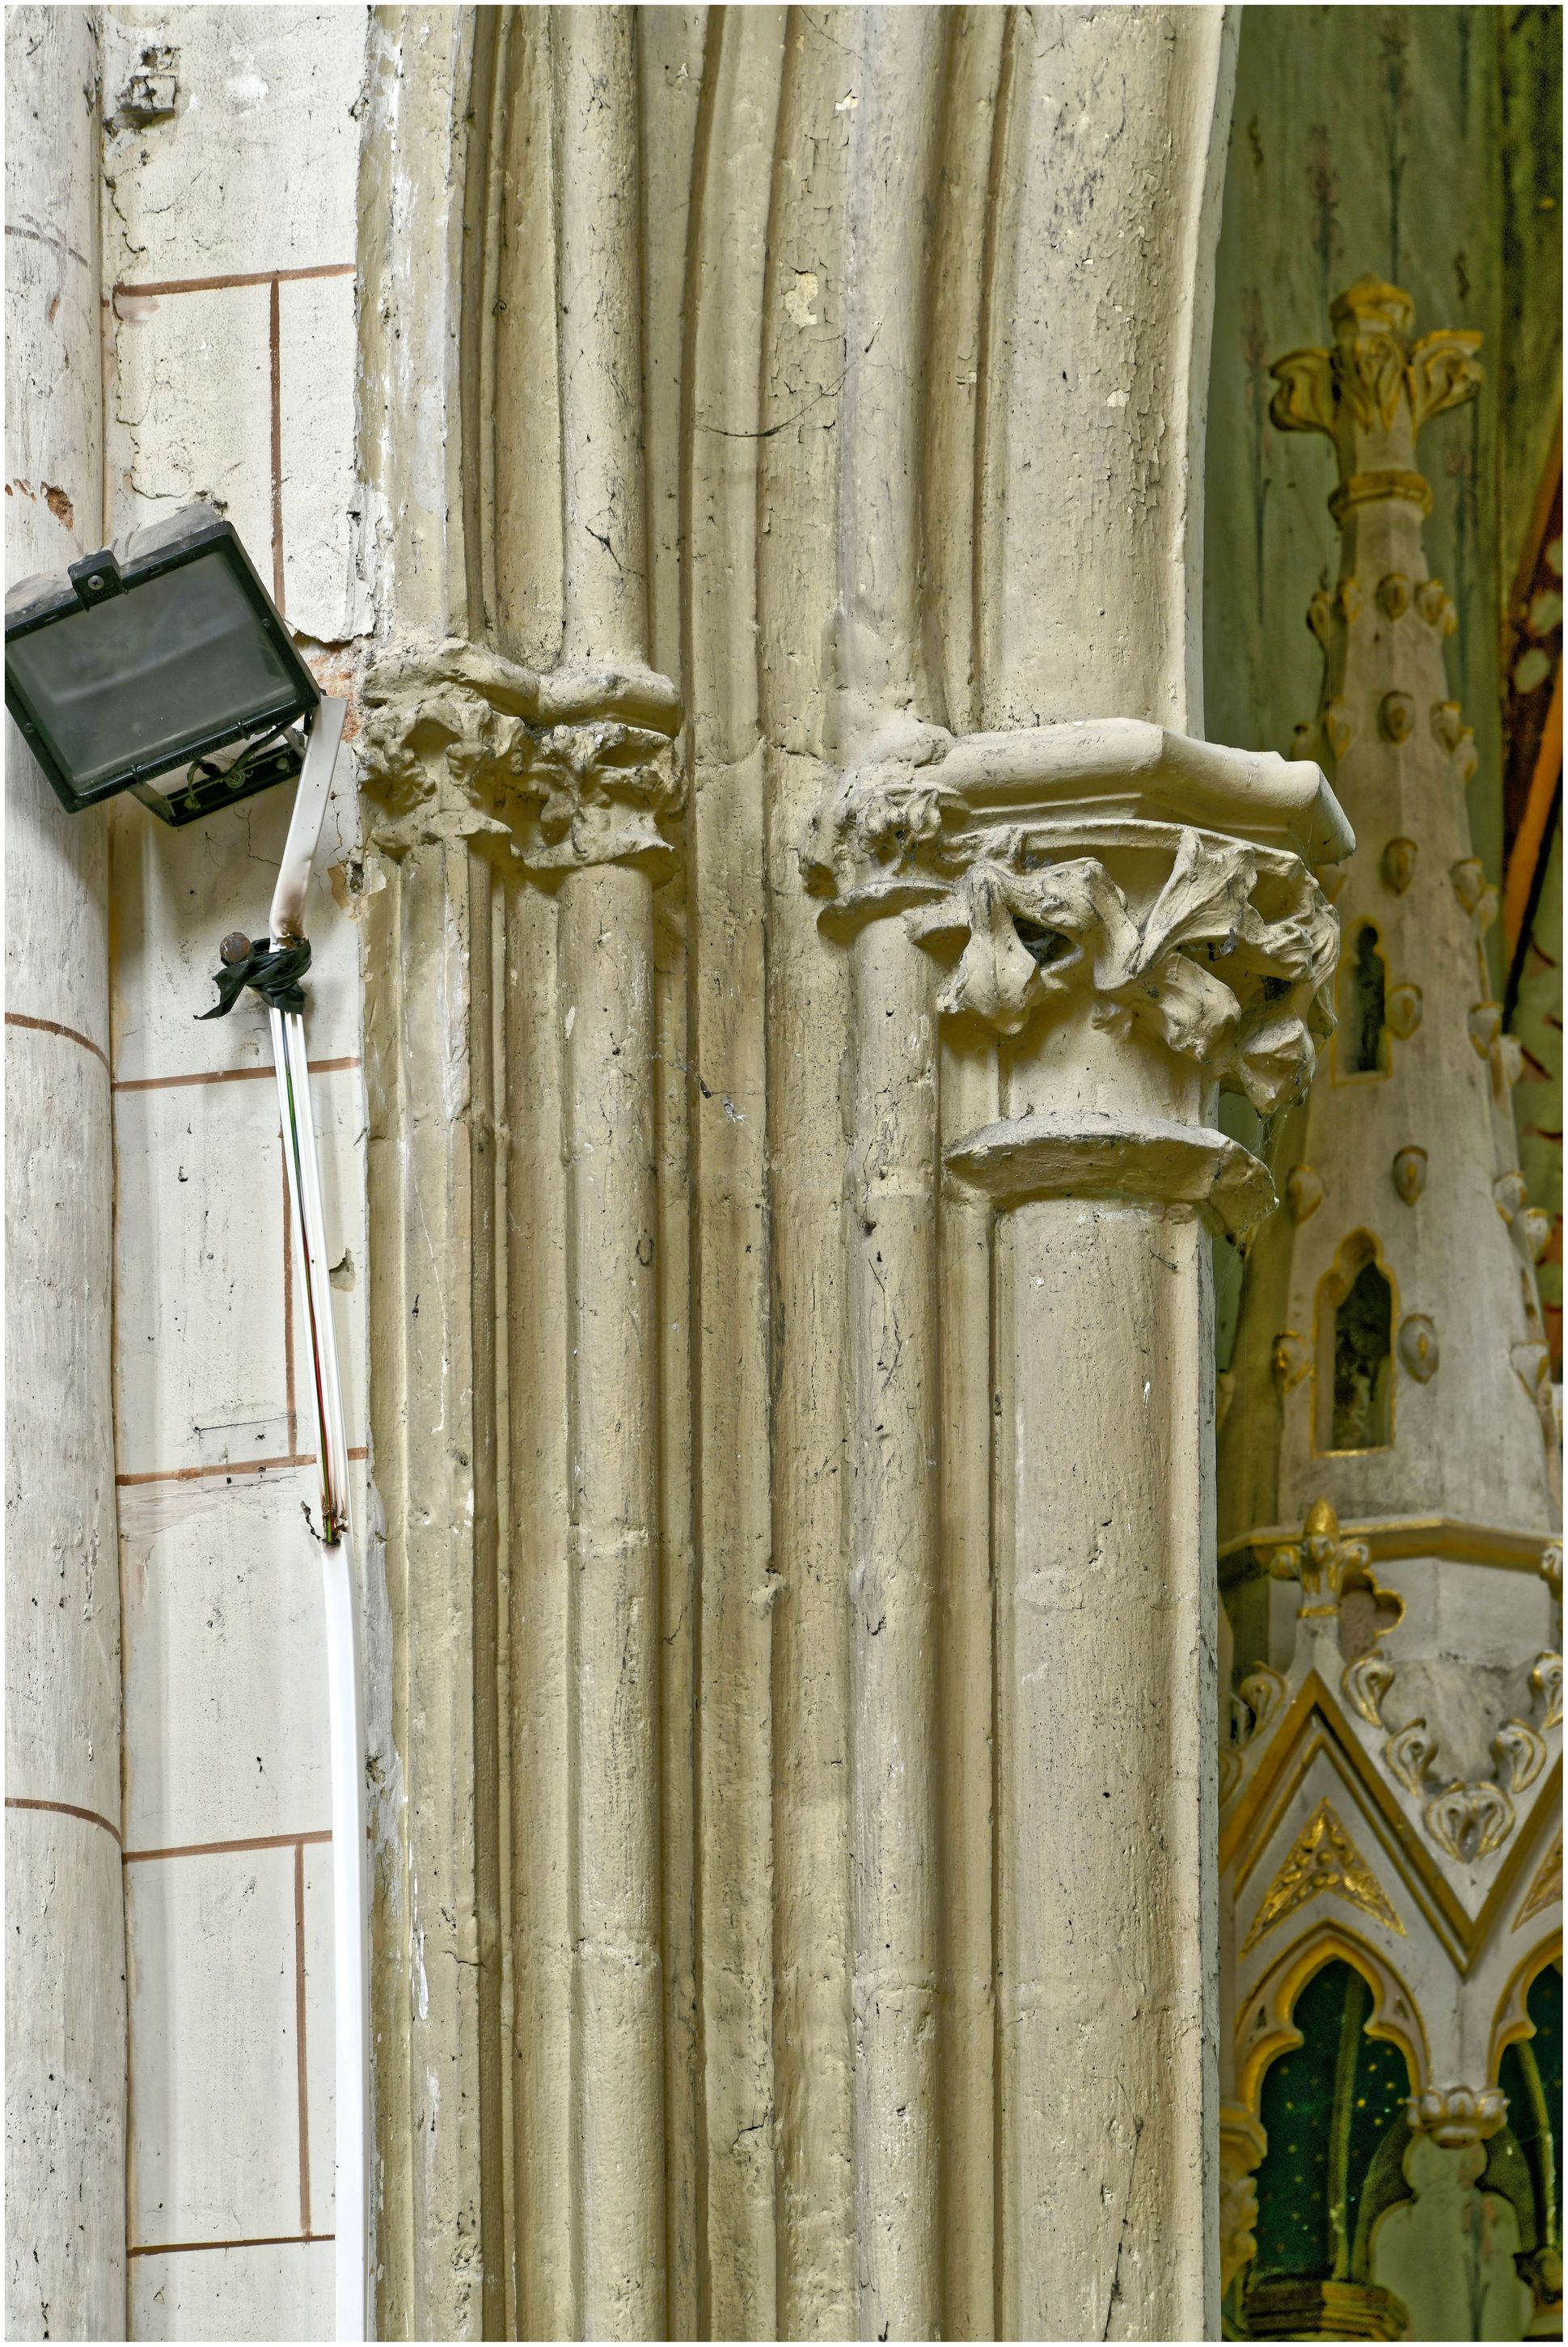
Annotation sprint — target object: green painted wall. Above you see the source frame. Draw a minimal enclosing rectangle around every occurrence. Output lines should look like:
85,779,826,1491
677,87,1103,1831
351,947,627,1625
1206,5,1562,1375
1499,6,1564,596
1206,6,1506,872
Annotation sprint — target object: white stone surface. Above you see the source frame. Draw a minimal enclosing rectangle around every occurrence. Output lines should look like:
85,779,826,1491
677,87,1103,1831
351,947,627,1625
112,283,274,568
302,1845,336,2235
126,1846,302,2248
120,1480,332,1851
277,271,361,641
114,1077,294,1480
6,8,127,2337
130,2241,332,2342
101,8,366,281
97,8,370,2330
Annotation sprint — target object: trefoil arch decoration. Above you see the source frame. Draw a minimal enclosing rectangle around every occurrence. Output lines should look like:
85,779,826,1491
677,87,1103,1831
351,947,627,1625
1489,1926,1565,2084
1236,1921,1428,2124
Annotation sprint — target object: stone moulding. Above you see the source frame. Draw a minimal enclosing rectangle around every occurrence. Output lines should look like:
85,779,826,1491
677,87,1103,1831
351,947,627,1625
945,1110,1276,1234
356,636,686,876
805,716,1350,1119
1515,1829,1562,1930
1219,1516,1562,1582
803,717,1353,901
1219,2103,1270,2299
1405,2083,1507,2147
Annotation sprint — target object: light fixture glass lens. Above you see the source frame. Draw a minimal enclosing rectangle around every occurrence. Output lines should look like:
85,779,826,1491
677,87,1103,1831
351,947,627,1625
7,552,301,792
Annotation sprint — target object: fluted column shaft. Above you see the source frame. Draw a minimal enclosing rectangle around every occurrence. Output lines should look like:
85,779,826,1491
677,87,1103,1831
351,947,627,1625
548,18,668,2328
833,29,949,2328
809,720,1349,2341
680,11,787,2327
844,918,943,2340
559,859,666,2335
552,7,646,666
991,1037,1214,2340
362,820,497,2341
359,634,683,2341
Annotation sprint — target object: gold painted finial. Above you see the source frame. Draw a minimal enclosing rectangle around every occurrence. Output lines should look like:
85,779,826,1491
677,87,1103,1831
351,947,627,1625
1328,275,1415,339
1304,1495,1340,1541
1269,280,1482,527
1268,1495,1371,1620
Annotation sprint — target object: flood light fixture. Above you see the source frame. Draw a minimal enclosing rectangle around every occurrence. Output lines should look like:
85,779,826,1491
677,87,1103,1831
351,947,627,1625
4,501,319,823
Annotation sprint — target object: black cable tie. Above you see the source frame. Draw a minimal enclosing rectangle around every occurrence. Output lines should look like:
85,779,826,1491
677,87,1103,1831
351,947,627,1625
197,935,313,1019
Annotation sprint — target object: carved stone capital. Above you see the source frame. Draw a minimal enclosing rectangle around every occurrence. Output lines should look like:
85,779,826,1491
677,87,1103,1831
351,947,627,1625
1405,2083,1508,2149
945,1112,1274,1236
357,638,685,877
801,721,970,913
805,720,1348,1117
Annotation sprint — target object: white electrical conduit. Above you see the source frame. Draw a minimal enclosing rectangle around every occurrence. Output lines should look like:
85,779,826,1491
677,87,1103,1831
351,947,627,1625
264,697,369,2343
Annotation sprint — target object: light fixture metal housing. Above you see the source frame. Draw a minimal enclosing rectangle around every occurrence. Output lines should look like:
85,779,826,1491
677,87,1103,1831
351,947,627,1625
5,501,319,824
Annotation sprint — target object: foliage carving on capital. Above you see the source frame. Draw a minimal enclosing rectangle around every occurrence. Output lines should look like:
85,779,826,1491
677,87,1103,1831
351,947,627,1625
357,643,535,834
802,727,970,905
806,731,1340,1118
917,831,1336,1112
356,638,684,875
519,717,685,877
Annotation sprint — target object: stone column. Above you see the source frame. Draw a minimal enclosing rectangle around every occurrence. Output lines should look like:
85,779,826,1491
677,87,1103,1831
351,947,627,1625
4,12,127,2341
809,725,1348,2341
536,713,681,2345
358,12,683,2332
829,17,949,2336
538,25,671,2325
841,907,942,2341
358,643,683,2341
354,8,1321,2336
358,658,514,2344
353,33,497,2317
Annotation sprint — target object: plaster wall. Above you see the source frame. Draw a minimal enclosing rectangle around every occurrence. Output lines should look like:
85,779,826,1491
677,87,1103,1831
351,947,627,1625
95,9,370,2337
